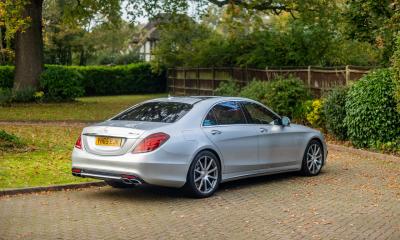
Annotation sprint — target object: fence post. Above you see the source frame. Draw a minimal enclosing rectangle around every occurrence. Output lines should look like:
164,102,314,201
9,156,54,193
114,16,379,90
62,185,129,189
307,65,311,90
197,66,200,95
212,67,215,96
183,69,186,96
345,65,350,86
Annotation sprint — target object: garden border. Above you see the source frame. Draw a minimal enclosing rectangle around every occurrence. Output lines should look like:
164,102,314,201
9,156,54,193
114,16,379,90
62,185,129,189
0,181,106,197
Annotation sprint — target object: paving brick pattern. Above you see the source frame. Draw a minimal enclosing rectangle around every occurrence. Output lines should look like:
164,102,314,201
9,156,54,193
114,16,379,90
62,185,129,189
1,149,399,240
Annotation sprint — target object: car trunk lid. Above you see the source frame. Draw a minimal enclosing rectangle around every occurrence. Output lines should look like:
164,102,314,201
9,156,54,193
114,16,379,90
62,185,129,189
82,121,169,156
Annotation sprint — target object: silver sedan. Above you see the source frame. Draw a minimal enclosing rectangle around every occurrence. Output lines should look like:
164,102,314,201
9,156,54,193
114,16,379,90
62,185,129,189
71,96,327,198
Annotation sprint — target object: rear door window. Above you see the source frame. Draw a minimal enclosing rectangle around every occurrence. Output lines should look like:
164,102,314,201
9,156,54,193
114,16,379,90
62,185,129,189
113,102,192,123
206,101,247,125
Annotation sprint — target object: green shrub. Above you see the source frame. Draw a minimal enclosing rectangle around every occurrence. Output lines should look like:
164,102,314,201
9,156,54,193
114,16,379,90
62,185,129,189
12,87,36,103
0,88,13,105
0,65,14,89
262,77,311,118
392,35,400,113
0,63,165,97
293,100,312,124
73,63,165,95
323,87,348,140
344,69,400,148
215,80,240,96
40,66,84,101
240,80,269,101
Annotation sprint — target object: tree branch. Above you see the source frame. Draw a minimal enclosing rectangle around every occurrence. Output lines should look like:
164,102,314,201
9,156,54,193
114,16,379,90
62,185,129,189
206,0,294,15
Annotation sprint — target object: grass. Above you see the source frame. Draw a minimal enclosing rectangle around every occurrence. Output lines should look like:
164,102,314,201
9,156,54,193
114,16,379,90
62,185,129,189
0,125,93,189
0,93,166,121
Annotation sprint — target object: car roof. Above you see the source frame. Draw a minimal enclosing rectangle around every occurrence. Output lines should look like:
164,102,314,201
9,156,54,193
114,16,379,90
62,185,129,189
148,96,253,105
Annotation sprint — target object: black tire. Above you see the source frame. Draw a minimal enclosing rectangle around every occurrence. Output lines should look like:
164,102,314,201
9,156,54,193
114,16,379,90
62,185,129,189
300,139,324,176
105,180,133,188
185,150,221,198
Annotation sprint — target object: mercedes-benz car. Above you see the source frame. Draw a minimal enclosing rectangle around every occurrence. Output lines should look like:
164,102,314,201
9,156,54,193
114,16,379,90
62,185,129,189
71,96,327,198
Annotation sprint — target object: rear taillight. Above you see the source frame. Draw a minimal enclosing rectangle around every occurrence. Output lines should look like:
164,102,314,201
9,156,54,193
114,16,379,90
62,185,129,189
133,132,170,153
74,135,82,149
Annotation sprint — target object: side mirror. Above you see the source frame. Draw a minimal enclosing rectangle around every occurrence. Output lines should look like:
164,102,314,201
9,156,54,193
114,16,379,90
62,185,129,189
281,116,291,126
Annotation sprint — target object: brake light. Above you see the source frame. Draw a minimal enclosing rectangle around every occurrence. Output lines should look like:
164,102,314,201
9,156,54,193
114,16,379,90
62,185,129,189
133,132,170,153
74,135,82,149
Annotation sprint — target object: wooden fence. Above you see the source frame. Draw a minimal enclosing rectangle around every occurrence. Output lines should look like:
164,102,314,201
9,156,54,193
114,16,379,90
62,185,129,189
167,66,372,97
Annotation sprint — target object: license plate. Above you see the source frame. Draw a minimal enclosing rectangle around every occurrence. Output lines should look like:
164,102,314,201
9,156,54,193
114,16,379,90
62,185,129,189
95,137,122,146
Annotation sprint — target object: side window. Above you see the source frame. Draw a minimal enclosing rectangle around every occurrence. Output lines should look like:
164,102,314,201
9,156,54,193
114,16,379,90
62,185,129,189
211,101,247,125
242,102,277,124
203,111,217,126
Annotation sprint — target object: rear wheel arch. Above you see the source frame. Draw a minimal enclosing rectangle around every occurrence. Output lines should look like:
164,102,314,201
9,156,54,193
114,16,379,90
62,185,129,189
190,148,222,175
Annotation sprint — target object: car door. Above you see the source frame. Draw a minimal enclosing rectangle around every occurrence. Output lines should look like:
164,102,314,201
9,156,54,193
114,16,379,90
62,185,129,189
202,101,260,174
241,101,300,170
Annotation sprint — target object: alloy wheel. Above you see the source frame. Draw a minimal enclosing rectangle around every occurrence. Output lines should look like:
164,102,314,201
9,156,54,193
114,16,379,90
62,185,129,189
306,143,323,174
193,156,218,194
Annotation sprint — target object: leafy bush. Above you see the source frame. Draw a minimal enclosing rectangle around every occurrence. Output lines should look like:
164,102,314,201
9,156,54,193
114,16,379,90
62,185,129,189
72,63,165,95
262,77,311,118
240,80,269,101
305,99,325,128
392,35,400,113
323,87,348,140
0,63,165,98
344,69,400,148
12,87,36,103
215,80,240,96
40,66,84,101
0,88,13,105
0,65,14,89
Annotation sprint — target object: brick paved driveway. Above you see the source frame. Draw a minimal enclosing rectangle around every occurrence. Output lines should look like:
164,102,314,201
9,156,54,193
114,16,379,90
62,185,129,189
1,148,399,240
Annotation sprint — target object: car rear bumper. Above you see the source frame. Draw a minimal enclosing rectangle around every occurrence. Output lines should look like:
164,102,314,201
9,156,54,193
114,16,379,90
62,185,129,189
71,148,190,188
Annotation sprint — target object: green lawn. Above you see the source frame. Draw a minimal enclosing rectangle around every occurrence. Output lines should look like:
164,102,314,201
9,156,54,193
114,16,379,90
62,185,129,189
0,93,166,121
0,125,93,189
0,94,167,189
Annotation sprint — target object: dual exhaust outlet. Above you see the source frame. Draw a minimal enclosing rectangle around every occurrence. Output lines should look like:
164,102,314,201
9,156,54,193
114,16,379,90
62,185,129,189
121,177,142,185
72,168,143,185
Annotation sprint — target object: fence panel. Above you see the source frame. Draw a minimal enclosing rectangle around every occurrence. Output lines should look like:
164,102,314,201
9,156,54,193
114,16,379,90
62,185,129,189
168,66,371,97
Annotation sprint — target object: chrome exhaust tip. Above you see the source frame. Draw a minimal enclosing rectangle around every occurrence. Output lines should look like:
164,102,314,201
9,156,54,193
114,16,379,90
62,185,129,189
121,178,142,185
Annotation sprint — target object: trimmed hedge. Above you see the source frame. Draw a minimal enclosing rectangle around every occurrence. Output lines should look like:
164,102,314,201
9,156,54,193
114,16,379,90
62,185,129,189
0,63,166,96
344,69,400,148
40,66,84,101
0,66,14,89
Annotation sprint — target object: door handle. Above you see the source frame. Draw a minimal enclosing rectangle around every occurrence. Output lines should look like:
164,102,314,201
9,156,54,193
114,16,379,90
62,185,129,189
210,130,222,135
260,127,268,133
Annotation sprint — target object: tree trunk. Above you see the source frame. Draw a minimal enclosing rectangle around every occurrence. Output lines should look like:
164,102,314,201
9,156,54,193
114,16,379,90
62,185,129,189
14,0,44,91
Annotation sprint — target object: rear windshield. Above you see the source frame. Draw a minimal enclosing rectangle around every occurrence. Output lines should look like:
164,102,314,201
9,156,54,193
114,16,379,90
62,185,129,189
112,102,192,123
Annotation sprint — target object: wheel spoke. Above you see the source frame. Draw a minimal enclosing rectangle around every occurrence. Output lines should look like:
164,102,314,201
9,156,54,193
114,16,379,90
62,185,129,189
315,147,320,155
208,175,217,180
206,179,212,189
195,175,202,182
206,159,213,170
199,159,205,170
208,167,217,173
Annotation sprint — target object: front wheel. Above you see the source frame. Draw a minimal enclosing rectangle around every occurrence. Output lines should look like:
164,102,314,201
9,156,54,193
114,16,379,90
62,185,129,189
301,140,324,176
185,151,221,198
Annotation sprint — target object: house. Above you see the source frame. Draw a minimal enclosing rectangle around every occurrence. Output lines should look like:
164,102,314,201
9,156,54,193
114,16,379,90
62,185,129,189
132,17,162,62
132,14,192,62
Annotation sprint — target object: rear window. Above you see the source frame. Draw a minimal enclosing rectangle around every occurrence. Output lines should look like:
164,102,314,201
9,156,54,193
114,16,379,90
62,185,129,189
112,102,192,123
